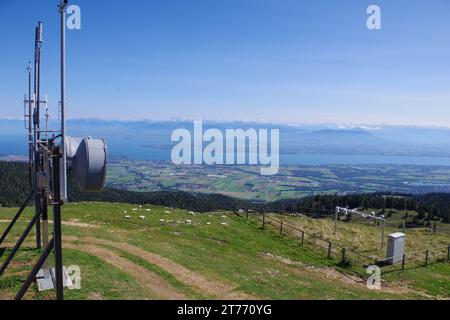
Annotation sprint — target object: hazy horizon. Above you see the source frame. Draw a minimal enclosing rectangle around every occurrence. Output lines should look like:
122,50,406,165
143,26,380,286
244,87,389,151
3,116,450,130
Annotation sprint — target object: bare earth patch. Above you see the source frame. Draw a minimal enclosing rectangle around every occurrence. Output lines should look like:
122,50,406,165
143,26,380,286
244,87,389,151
0,292,12,300
87,292,103,300
65,236,258,300
62,220,98,229
65,242,186,300
0,219,98,229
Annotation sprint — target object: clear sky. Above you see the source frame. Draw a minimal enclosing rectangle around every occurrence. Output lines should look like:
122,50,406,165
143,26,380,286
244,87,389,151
1,0,450,126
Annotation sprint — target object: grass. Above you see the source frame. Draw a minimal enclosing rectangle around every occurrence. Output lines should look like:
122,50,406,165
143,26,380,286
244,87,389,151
0,202,449,300
269,212,450,260
0,247,153,300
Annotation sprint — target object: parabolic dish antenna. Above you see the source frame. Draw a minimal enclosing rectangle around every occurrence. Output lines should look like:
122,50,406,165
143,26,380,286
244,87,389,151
65,136,108,192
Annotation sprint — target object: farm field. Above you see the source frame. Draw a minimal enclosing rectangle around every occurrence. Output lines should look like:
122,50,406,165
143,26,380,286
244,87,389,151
0,202,449,300
107,159,450,201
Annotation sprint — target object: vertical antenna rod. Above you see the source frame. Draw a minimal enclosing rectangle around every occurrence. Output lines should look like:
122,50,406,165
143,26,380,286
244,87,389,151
60,0,68,203
34,22,43,250
26,62,33,188
54,0,69,300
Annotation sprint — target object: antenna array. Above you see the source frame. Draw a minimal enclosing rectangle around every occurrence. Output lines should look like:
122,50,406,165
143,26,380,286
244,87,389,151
0,1,107,300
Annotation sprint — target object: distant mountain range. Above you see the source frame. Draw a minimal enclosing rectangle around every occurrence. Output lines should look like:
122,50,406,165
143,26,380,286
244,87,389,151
1,119,450,162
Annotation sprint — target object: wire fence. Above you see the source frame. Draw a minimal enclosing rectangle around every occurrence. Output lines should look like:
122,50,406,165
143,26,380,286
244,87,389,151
244,211,450,278
242,206,450,236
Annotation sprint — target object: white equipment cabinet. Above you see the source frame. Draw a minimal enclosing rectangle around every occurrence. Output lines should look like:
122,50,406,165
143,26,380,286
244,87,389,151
386,232,405,265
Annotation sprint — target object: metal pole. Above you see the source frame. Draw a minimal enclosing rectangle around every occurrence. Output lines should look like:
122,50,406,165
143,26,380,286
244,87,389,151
60,0,68,203
0,190,34,245
53,147,64,300
401,254,406,270
27,62,33,188
34,22,43,251
50,3,69,296
15,238,54,300
0,212,39,276
41,193,50,270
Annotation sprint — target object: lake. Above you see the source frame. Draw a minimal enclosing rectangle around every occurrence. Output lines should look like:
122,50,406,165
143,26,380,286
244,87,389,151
2,135,450,166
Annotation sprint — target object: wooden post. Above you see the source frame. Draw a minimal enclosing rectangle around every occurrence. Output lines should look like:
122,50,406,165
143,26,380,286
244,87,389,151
380,220,385,250
301,231,304,245
341,248,346,265
327,242,332,259
448,245,450,261
280,222,283,237
334,207,338,235
401,254,406,270
262,213,265,229
425,250,429,267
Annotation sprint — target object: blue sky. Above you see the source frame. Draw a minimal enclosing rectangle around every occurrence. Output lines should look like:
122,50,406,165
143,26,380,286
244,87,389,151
1,0,450,126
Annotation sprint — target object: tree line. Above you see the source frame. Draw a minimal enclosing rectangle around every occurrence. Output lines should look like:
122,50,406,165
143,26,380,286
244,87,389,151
1,161,449,222
267,193,450,222
0,161,247,212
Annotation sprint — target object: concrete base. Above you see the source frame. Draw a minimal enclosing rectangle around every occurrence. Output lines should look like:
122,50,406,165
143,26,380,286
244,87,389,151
36,267,73,292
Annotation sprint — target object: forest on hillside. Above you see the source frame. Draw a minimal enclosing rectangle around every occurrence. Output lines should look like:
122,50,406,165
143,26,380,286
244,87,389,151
1,161,450,222
0,161,247,212
268,193,450,223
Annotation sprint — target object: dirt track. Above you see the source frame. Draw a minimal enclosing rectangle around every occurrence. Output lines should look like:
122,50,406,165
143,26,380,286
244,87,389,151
65,236,257,300
65,242,186,300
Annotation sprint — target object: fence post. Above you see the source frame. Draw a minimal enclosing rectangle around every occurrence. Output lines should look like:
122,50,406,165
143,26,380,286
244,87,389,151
341,248,346,265
401,254,406,271
327,242,332,259
301,231,304,245
262,213,265,229
448,245,450,261
425,250,429,267
280,222,283,237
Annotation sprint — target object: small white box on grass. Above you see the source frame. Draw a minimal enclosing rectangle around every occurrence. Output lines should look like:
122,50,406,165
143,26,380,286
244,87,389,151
386,232,405,265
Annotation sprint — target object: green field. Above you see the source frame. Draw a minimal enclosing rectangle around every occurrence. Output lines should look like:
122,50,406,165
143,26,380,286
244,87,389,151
0,202,449,300
107,160,450,201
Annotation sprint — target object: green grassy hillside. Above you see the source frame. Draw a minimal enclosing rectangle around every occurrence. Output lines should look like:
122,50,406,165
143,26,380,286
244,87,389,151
0,202,449,300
